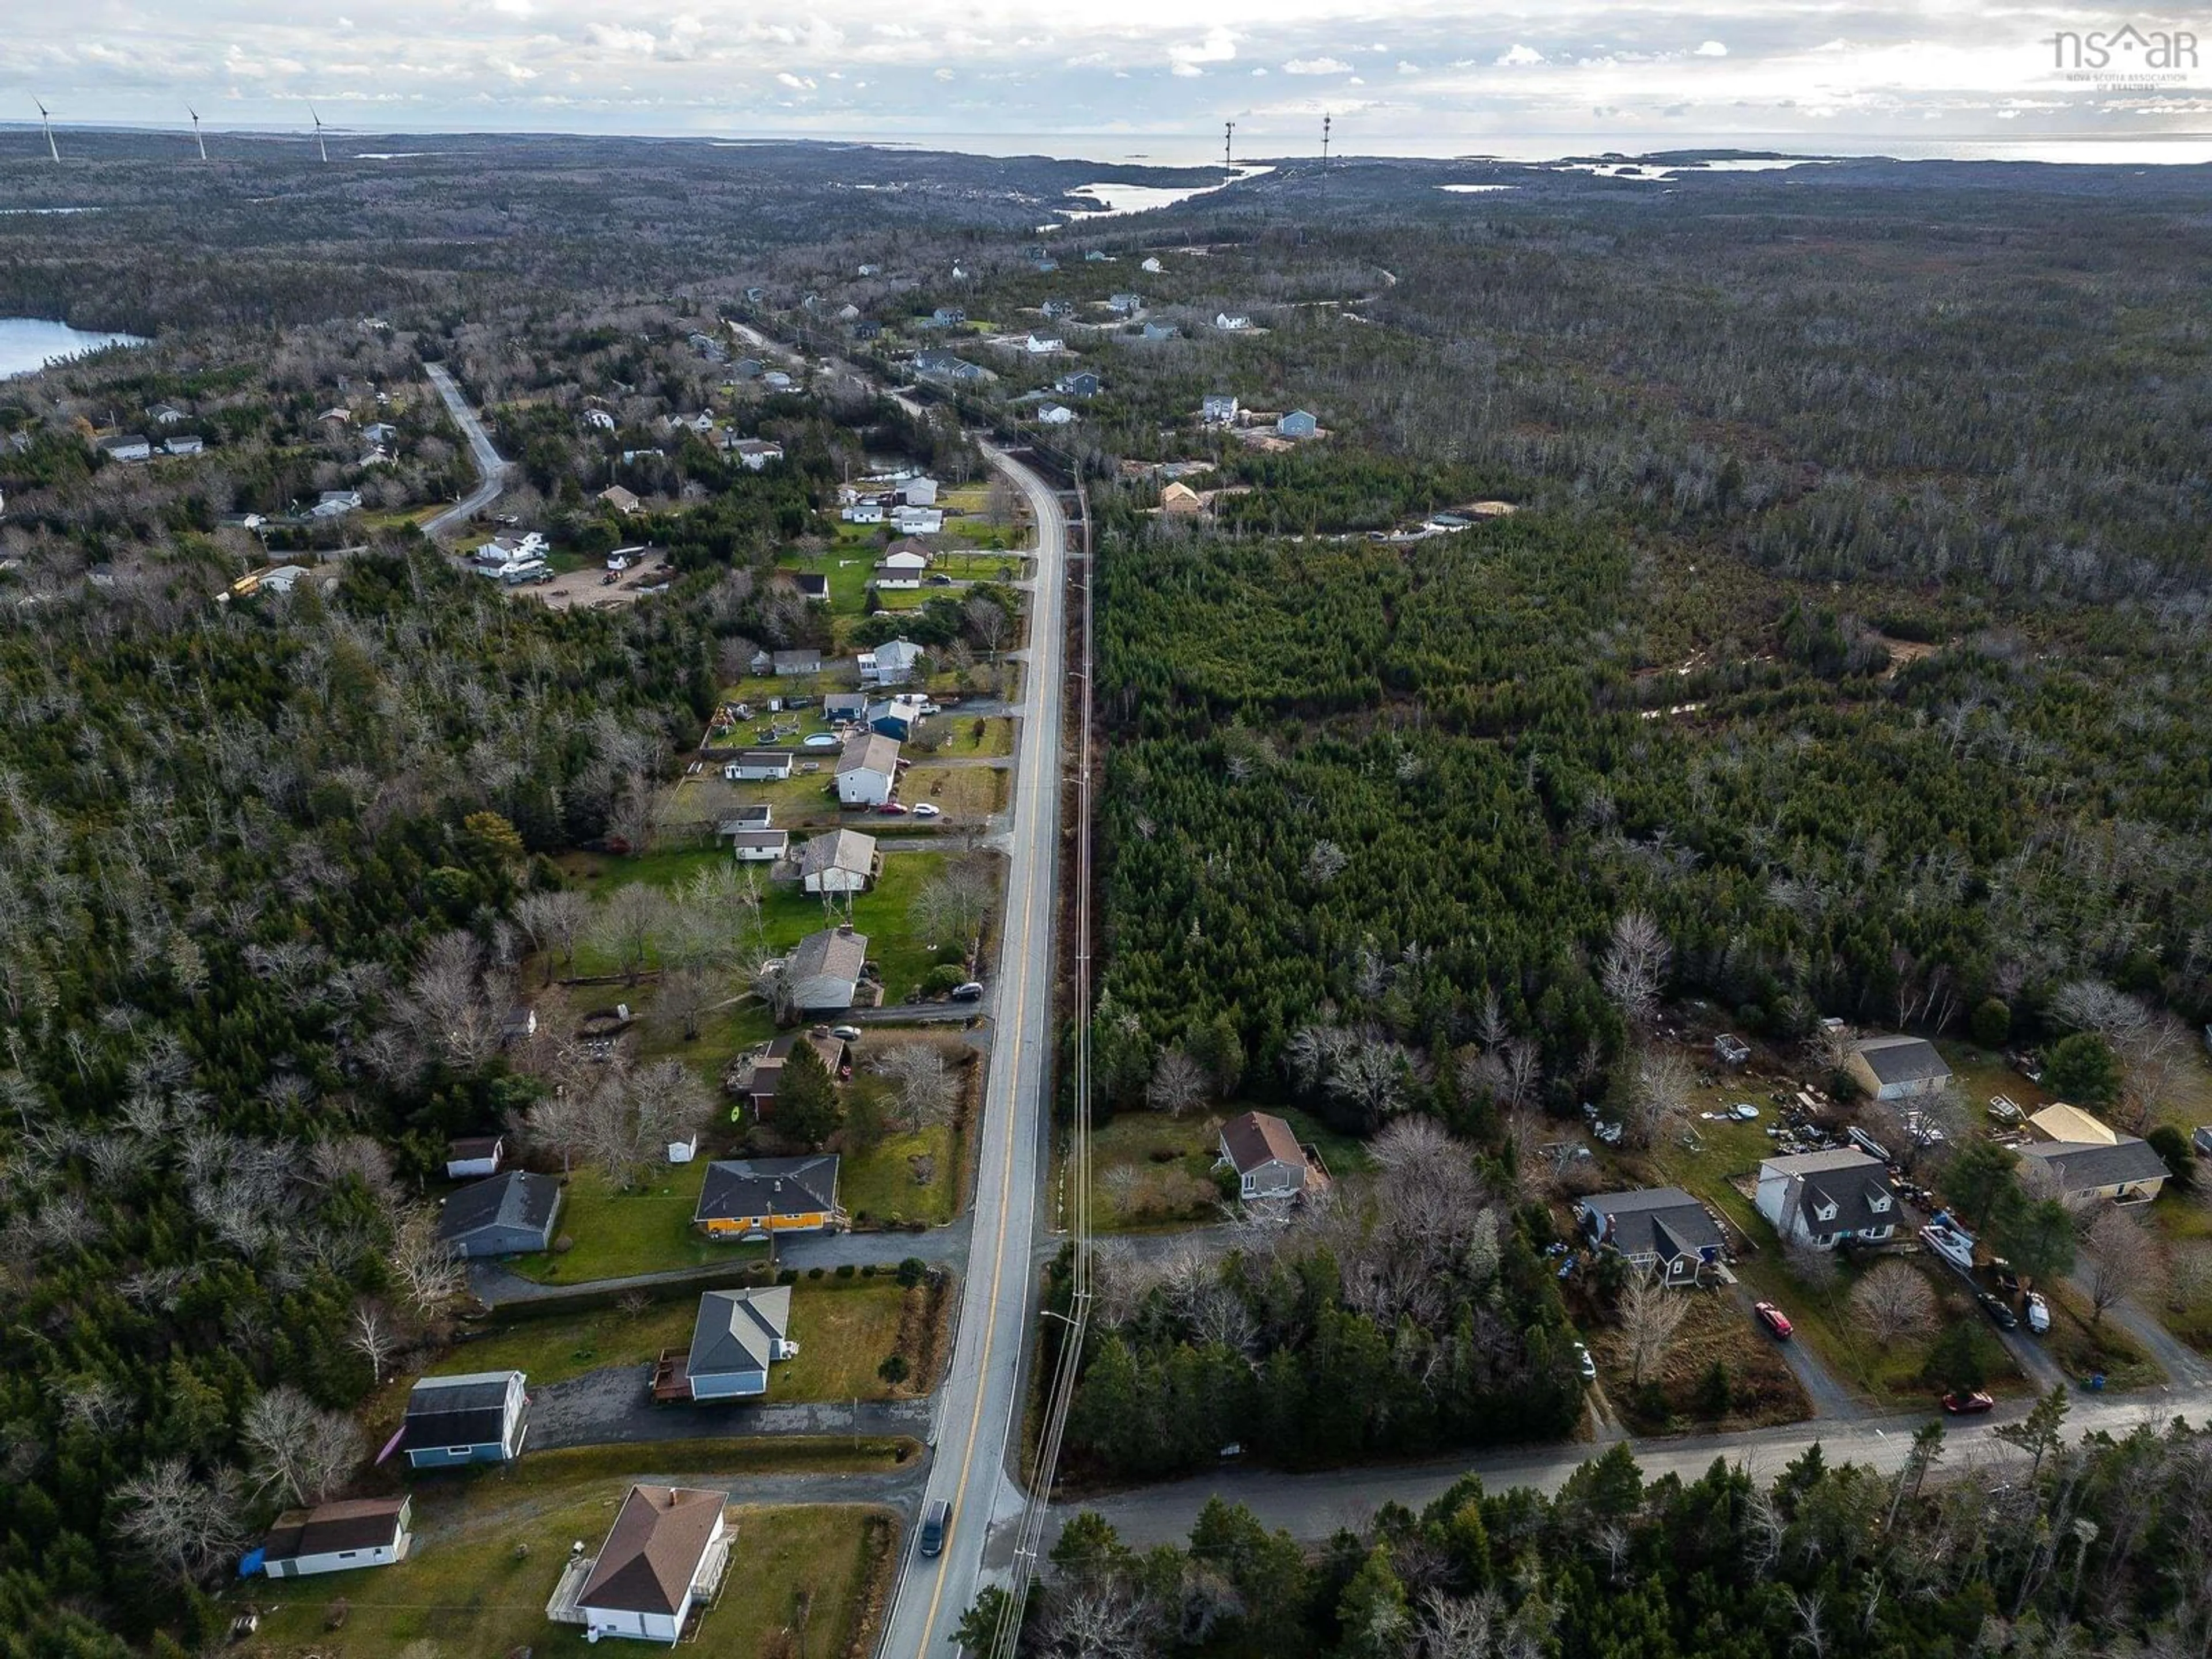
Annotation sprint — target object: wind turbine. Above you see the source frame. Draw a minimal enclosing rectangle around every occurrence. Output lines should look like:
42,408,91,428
188,105,207,161
36,100,59,163
309,105,328,164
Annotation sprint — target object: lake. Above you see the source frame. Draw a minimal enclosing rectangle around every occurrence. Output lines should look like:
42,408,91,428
0,317,147,379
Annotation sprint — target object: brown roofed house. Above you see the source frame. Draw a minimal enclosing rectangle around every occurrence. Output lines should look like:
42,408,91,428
1216,1109,1320,1201
259,1495,413,1579
575,1484,731,1643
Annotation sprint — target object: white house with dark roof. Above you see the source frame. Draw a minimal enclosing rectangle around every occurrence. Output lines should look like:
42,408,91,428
1575,1187,1725,1284
858,638,924,685
1755,1149,1901,1251
258,1497,412,1579
1846,1035,1953,1101
1200,394,1239,426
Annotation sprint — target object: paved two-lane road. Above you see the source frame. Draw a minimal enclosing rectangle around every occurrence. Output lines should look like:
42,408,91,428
421,361,511,537
876,441,1070,1658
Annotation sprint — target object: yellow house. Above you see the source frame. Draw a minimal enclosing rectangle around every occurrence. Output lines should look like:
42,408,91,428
2022,1102,2170,1204
694,1156,843,1238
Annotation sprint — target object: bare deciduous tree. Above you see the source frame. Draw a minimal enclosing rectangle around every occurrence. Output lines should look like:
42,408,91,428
912,857,997,947
112,1456,246,1586
590,881,669,986
389,1206,467,1316
2085,1207,2164,1328
242,1384,365,1506
877,1043,959,1132
1850,1259,1938,1343
1619,1270,1690,1384
513,888,592,984
1146,1047,1209,1115
1624,1046,1695,1148
350,1300,399,1387
1600,908,1671,1033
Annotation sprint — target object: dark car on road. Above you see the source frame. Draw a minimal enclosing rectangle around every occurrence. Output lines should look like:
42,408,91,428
919,1498,951,1558
1942,1389,1997,1414
1752,1300,1793,1340
1977,1290,2019,1331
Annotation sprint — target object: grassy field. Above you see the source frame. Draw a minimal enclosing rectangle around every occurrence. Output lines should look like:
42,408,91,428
900,765,1006,821
778,548,877,613
918,716,1013,759
508,1162,723,1285
843,1122,963,1228
1085,1105,1370,1233
431,1279,927,1398
235,1463,898,1659
1585,1283,1810,1434
559,844,956,1004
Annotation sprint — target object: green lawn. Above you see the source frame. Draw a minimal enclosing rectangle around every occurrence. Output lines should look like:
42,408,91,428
559,846,955,1004
779,547,878,614
916,717,1013,759
901,766,1005,821
1084,1104,1371,1233
433,1280,927,1398
844,1122,963,1228
237,1466,896,1659
509,1162,726,1285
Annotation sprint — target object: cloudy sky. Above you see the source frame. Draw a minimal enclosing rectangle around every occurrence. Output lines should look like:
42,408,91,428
11,0,2212,160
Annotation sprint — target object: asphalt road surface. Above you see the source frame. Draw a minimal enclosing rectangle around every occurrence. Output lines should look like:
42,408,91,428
1067,1384,2212,1551
421,361,510,537
875,441,1068,1659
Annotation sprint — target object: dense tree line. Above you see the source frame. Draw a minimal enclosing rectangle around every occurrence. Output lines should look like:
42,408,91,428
994,1389,2212,1658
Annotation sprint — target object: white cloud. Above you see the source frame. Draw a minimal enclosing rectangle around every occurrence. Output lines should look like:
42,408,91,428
1283,56,1353,75
1695,41,1728,58
1396,60,1421,74
586,22,656,56
934,66,955,81
491,56,536,81
1497,44,1544,67
776,71,815,90
488,0,532,16
1168,26,1236,78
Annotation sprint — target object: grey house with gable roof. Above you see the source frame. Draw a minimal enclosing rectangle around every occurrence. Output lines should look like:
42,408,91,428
1575,1187,1725,1283
435,1169,563,1257
1846,1035,1953,1101
683,1286,798,1400
1754,1149,1900,1250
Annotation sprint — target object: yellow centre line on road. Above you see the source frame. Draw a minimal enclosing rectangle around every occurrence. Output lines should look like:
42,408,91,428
909,473,1055,1657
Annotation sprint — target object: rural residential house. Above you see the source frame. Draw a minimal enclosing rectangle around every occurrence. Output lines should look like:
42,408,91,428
1754,1149,1900,1251
901,476,940,506
835,732,902,806
867,695,929,741
1215,312,1253,331
599,484,642,514
782,926,871,1012
859,638,925,685
681,1287,798,1400
1277,409,1319,439
799,828,878,894
725,828,788,864
1057,370,1102,399
1200,393,1239,426
695,1155,844,1237
164,434,204,456
1575,1188,1725,1283
743,1029,851,1115
1160,482,1205,516
98,433,154,463
874,539,933,589
770,649,823,677
790,573,830,603
1107,292,1143,315
570,1485,732,1644
443,1134,505,1179
1036,404,1076,426
725,750,794,783
892,504,944,535
397,1371,530,1468
2021,1104,2171,1203
1216,1110,1319,1201
729,438,783,469
1846,1035,1953,1101
435,1169,563,1258
257,1497,412,1580
824,691,869,723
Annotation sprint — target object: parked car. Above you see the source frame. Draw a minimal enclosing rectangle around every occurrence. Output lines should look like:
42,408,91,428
919,1498,951,1558
876,801,911,815
2024,1291,2051,1334
950,981,985,1001
1752,1301,1794,1339
1988,1260,2021,1297
1574,1341,1596,1382
1976,1291,2020,1331
925,574,954,585
830,1025,862,1043
1942,1389,1997,1414
912,802,942,818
